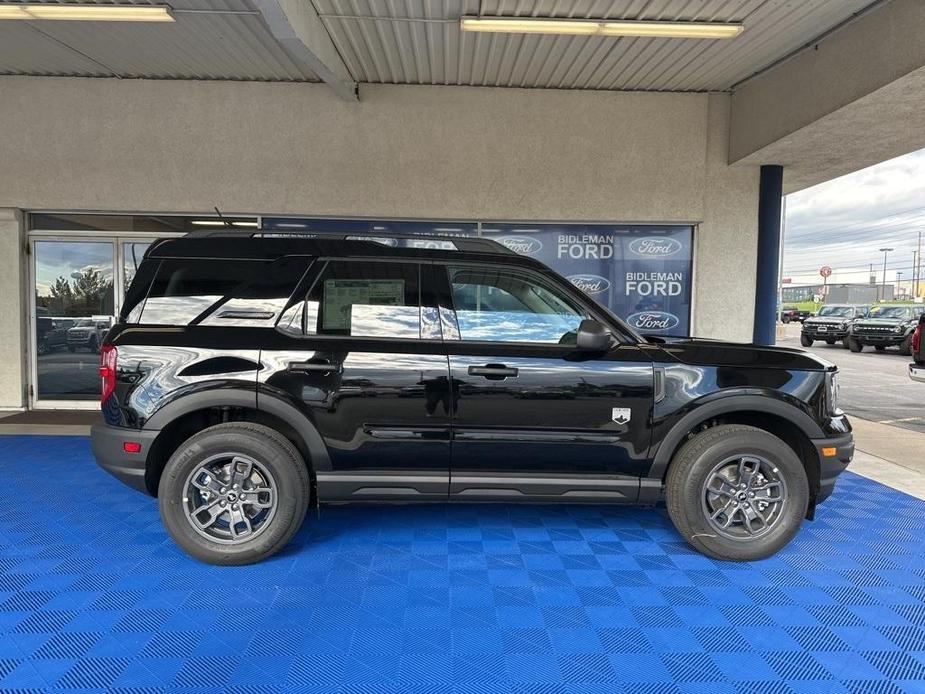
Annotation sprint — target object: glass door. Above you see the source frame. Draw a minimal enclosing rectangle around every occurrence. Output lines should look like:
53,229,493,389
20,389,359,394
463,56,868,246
30,236,158,408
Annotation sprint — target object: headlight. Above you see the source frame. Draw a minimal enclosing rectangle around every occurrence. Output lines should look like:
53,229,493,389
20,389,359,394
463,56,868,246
838,322,846,330
894,326,903,333
825,372,839,415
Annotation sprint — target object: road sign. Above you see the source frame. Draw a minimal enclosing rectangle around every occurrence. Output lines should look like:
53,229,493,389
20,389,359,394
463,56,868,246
819,266,832,278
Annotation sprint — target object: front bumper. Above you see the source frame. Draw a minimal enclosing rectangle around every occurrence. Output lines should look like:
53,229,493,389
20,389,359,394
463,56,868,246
853,332,907,345
813,432,854,504
803,327,848,339
90,422,159,495
910,363,925,383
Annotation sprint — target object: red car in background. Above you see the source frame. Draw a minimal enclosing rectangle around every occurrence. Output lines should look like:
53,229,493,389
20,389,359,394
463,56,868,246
910,313,925,382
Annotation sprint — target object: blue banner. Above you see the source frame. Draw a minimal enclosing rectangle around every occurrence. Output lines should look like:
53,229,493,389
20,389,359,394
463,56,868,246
481,224,693,336
262,218,693,336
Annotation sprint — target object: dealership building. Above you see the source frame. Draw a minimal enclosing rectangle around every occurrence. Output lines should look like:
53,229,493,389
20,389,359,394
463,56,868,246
2,0,925,411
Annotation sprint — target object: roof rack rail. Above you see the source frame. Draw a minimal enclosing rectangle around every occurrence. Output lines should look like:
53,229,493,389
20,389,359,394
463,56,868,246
183,228,516,255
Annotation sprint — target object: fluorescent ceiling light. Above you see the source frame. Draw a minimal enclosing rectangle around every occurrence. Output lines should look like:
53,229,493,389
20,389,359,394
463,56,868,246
459,16,743,39
0,4,174,22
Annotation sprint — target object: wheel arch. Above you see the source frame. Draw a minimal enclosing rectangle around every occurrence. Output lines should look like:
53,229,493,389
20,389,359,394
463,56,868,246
142,387,330,496
648,395,823,498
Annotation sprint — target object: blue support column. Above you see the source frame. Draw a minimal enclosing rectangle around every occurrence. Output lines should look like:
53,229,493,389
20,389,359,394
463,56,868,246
753,164,783,345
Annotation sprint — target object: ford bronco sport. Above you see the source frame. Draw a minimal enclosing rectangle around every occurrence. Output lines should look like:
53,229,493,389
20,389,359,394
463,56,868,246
91,231,854,565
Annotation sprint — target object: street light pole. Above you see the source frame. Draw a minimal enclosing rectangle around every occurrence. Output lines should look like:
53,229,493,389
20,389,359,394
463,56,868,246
879,247,893,301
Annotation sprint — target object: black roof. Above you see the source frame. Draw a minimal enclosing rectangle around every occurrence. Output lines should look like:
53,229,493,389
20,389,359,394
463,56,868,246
145,230,538,266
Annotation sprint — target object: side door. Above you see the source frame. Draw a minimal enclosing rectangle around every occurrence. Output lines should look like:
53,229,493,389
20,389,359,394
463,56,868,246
260,259,452,502
436,263,654,502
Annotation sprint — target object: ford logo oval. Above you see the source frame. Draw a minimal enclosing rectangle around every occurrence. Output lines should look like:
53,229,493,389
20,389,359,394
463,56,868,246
629,237,682,257
568,274,611,295
496,236,543,255
627,311,680,331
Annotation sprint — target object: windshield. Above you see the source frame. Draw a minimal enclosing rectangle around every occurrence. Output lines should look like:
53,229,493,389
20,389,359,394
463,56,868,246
870,306,913,320
817,306,854,317
73,319,93,327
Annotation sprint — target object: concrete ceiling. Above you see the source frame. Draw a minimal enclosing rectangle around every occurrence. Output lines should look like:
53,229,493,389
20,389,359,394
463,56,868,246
0,0,878,91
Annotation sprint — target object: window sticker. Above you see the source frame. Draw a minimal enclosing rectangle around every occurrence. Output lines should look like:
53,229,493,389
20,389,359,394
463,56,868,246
322,279,406,331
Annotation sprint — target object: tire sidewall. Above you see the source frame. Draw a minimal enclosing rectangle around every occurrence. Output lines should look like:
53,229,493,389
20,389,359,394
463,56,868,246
670,429,809,561
159,425,308,565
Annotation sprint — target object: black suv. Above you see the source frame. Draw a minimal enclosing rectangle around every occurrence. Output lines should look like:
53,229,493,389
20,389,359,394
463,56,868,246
91,232,854,565
800,304,870,348
848,304,919,354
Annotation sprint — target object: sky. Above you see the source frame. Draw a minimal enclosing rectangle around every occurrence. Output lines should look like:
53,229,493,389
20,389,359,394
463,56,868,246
783,147,925,292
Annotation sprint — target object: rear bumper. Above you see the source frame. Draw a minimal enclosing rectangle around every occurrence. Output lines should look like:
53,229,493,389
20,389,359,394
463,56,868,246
90,423,159,495
813,432,854,503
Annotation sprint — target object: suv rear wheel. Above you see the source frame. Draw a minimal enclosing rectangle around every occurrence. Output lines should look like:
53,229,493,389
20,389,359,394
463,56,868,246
158,422,311,565
665,425,809,561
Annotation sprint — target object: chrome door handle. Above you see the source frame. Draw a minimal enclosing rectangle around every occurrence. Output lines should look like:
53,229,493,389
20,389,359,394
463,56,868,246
288,359,342,374
468,364,519,379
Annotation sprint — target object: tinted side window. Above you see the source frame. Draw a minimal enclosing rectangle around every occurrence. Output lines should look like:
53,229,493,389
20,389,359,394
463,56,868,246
135,258,308,326
304,261,424,339
447,266,589,344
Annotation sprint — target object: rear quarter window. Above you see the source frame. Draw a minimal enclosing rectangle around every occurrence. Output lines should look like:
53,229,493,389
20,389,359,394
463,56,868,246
127,257,309,326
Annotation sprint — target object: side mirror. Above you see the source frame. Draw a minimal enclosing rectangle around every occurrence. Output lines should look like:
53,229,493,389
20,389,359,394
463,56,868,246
576,319,611,351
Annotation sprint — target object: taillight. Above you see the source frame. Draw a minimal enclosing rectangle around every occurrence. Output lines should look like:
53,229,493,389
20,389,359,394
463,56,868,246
99,344,117,403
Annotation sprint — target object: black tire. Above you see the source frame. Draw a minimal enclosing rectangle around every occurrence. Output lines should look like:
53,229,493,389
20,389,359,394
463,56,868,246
665,424,809,562
67,345,75,353
158,422,311,565
899,336,912,357
89,337,99,354
782,316,790,324
848,338,863,352
875,345,886,352
799,334,813,347
825,339,835,345
37,340,48,356
841,338,849,349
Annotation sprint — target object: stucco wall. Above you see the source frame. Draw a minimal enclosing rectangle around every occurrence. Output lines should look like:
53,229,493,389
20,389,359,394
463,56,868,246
0,210,25,409
0,77,760,407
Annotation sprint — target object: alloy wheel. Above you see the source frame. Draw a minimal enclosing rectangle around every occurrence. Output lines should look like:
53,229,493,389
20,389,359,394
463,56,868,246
700,454,788,541
182,453,278,544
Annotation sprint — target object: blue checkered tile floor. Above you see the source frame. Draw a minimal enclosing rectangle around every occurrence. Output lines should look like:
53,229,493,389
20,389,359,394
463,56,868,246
1,435,925,693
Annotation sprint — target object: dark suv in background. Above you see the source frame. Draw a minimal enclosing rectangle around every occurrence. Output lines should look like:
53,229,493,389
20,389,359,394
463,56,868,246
848,304,919,354
800,304,870,348
91,231,853,565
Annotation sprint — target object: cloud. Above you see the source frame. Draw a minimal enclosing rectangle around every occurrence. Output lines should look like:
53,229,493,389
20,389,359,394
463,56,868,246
784,147,925,287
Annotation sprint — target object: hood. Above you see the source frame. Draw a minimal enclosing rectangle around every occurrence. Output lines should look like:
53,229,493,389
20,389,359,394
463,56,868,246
804,315,850,325
654,337,834,371
855,317,909,326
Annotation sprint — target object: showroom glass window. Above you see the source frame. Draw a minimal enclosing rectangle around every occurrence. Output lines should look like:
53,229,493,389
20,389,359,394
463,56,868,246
33,240,115,400
447,266,589,344
301,261,427,339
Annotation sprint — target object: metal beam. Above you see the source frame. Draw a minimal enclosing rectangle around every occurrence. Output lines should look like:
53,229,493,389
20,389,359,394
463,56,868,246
252,0,358,101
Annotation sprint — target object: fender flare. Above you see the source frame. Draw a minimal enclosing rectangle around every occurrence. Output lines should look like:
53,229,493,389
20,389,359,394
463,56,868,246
647,394,824,482
143,386,331,472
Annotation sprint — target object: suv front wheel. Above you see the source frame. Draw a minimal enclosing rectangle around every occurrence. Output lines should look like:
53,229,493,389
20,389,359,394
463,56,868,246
665,425,809,561
158,422,311,565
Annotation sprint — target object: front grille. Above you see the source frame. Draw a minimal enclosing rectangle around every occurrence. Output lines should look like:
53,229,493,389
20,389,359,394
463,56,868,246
809,322,841,329
854,325,895,334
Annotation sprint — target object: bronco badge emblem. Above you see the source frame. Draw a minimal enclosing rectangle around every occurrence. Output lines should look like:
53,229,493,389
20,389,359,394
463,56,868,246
611,407,631,425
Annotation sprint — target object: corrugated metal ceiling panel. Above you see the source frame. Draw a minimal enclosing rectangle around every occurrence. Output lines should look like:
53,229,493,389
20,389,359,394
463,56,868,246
315,0,876,91
0,0,878,90
0,0,318,80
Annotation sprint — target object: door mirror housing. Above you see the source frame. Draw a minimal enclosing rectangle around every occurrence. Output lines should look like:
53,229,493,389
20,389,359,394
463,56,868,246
576,319,611,351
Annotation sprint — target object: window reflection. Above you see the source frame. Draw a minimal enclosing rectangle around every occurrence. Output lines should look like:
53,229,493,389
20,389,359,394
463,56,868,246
34,240,115,400
449,266,588,344
305,262,424,339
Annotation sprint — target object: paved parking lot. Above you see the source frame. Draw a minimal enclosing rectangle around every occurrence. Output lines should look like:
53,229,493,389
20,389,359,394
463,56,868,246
779,324,924,434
